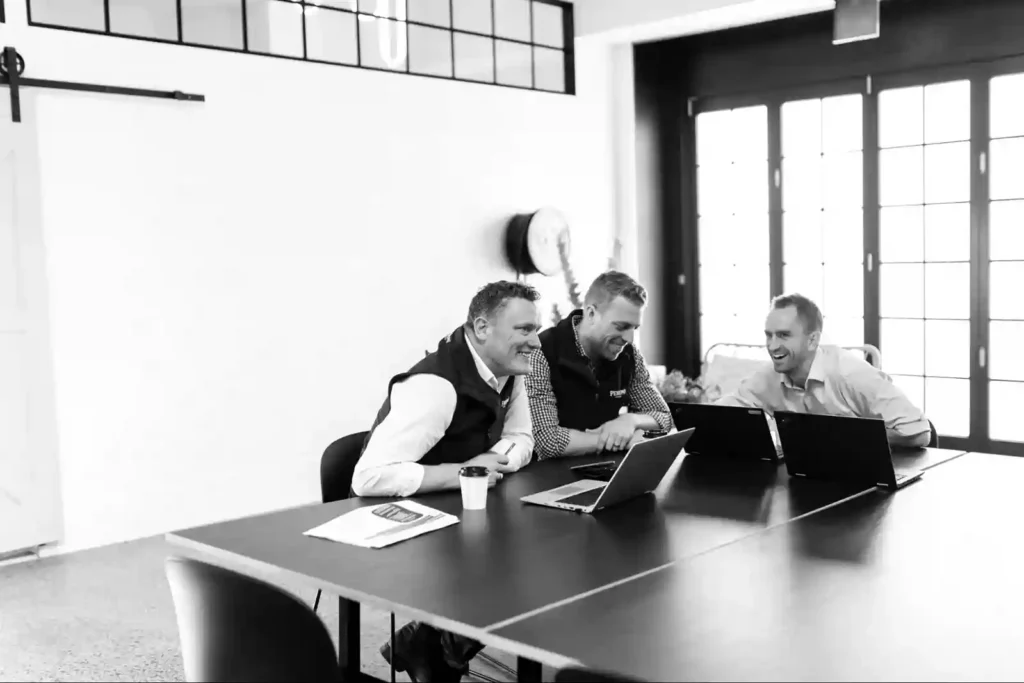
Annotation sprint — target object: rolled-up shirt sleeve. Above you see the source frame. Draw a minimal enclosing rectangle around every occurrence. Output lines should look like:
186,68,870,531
714,371,773,410
489,375,534,470
628,346,674,432
844,368,931,447
351,375,457,497
526,351,572,460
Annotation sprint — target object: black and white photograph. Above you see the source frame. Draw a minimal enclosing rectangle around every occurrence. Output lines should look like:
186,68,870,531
2,0,1023,681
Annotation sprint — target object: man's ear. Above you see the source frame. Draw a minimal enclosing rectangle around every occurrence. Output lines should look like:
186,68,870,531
808,330,822,349
470,316,490,340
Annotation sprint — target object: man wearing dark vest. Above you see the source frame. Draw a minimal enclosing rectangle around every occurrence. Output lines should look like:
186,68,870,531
352,280,541,682
528,271,672,458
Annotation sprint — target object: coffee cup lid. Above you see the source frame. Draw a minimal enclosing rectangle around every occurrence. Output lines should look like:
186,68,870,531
459,466,489,478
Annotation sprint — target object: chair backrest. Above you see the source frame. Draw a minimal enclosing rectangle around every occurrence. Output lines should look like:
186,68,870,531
700,342,884,403
555,666,644,682
928,419,940,447
320,430,370,503
703,342,883,370
165,556,338,683
846,343,882,369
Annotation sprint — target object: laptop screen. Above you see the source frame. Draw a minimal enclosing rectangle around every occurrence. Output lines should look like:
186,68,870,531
670,402,778,461
774,411,895,487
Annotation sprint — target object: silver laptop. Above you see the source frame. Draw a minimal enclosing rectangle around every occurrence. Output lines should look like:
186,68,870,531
521,428,695,513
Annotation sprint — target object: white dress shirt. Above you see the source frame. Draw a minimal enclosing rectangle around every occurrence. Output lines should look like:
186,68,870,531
715,345,931,447
351,341,534,497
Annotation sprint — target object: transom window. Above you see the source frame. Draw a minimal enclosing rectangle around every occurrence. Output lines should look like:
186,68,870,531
24,0,574,93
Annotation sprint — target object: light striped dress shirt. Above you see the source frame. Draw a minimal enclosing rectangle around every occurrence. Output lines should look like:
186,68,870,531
714,345,931,448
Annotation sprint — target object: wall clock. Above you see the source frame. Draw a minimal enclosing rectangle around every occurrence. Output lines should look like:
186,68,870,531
504,207,570,276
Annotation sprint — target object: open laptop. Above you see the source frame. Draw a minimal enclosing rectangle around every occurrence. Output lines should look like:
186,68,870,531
774,411,923,490
521,428,694,513
670,402,780,462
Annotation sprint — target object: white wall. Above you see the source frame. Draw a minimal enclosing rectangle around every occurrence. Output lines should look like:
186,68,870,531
3,6,619,552
605,43,668,364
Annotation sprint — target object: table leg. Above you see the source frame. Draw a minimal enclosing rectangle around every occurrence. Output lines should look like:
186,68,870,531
339,596,361,681
517,656,542,682
390,613,396,683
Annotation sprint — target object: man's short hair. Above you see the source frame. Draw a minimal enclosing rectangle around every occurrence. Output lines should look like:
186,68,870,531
771,293,823,334
466,280,540,325
583,271,647,311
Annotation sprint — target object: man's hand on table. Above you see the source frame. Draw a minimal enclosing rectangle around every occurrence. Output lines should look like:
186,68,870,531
463,452,511,487
586,414,641,452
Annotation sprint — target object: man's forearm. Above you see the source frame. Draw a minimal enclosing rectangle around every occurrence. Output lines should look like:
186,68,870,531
626,412,661,432
542,418,659,459
561,429,603,456
415,463,463,493
714,393,754,408
536,427,602,458
887,427,930,449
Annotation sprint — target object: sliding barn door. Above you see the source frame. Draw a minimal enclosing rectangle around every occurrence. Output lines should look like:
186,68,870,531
0,94,63,556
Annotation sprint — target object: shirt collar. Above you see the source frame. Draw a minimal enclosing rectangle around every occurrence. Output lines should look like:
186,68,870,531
779,347,826,390
465,336,506,392
571,313,589,359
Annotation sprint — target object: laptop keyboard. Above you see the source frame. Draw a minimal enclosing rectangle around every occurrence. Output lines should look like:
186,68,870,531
558,486,606,508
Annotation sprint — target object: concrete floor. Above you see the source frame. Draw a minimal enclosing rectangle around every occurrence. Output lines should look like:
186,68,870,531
0,536,524,682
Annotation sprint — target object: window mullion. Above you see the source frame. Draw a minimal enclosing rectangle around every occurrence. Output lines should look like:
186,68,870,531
863,79,880,349
769,100,784,299
970,72,991,446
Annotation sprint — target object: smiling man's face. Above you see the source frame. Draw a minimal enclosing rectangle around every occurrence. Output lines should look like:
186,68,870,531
584,296,642,361
765,305,819,375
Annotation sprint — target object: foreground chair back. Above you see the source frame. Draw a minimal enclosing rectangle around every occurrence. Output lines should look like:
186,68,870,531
166,555,339,683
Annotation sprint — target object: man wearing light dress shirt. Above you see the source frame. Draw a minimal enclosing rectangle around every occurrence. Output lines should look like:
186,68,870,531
352,280,541,682
715,292,932,448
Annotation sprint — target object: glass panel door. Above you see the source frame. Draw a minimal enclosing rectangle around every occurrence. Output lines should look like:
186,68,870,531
685,59,1024,456
987,71,1024,443
696,105,771,358
780,93,864,346
877,80,972,438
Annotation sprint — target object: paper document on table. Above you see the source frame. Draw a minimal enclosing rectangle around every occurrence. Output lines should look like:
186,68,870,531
303,501,459,549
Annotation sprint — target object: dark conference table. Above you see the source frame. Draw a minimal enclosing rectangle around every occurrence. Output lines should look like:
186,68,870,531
167,445,968,681
496,452,1024,682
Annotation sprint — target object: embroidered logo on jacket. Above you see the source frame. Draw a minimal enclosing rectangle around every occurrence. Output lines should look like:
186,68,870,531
609,388,627,398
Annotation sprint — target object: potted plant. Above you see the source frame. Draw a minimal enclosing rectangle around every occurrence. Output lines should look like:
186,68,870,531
656,370,709,404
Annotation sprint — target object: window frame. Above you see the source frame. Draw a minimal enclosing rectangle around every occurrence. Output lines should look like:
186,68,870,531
691,78,869,359
22,0,575,94
683,57,1024,456
644,0,1024,456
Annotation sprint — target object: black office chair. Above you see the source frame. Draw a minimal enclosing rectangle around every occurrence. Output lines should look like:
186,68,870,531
555,666,645,682
165,555,339,683
312,430,369,613
928,419,940,448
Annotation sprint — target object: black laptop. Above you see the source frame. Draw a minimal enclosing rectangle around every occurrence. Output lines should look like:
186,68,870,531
774,411,923,490
670,402,780,462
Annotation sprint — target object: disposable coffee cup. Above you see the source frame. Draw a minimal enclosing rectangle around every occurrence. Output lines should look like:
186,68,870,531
459,466,489,510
